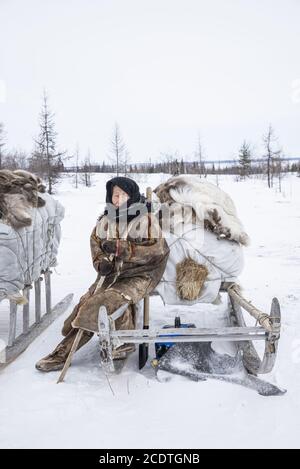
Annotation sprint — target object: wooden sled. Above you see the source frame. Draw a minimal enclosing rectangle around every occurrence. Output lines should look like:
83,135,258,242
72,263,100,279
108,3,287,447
57,186,282,385
94,282,281,378
0,269,73,367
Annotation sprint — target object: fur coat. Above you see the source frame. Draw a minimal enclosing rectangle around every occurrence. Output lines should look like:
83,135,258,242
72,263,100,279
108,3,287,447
67,211,170,333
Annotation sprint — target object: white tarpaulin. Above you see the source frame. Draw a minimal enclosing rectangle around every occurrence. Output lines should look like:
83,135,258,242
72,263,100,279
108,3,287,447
0,193,65,302
154,225,244,305
151,177,246,305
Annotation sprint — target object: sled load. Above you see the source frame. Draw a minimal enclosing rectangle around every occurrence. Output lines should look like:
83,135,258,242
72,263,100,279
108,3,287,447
59,176,285,396
0,170,73,365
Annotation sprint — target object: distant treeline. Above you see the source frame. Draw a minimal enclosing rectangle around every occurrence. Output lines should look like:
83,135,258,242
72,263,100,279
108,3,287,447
61,159,300,176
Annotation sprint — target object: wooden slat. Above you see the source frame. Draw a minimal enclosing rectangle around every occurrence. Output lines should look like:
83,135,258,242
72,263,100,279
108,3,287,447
8,301,17,346
34,278,42,323
22,288,30,333
107,334,266,344
44,270,51,315
112,326,266,337
1,293,73,366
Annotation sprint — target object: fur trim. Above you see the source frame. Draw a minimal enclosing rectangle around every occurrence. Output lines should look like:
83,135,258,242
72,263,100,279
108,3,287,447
176,257,208,300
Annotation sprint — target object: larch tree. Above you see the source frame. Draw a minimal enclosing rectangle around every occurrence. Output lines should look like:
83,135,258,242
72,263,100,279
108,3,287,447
262,125,281,189
30,91,66,193
109,123,128,176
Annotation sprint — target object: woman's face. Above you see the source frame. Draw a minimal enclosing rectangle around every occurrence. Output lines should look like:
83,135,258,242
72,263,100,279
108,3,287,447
111,185,130,208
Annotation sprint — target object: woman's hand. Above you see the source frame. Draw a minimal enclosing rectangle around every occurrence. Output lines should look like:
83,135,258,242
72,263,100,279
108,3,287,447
98,257,114,275
101,239,132,260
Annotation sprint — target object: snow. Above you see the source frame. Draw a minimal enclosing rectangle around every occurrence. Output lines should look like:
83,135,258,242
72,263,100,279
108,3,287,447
0,172,300,449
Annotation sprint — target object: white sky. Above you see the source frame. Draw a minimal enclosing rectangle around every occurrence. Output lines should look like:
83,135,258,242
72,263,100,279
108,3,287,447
1,0,300,164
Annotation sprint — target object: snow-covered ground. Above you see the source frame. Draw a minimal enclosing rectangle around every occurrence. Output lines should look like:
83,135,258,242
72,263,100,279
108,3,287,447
0,172,299,449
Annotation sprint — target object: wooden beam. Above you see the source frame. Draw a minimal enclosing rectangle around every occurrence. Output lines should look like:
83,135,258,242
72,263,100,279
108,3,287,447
0,293,73,366
34,278,42,323
8,301,17,346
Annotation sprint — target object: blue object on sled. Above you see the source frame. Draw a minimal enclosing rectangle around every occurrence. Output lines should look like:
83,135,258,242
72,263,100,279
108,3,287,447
155,316,196,360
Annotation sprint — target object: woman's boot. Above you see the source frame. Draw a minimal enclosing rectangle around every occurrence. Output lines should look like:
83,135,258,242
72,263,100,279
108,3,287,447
35,329,93,372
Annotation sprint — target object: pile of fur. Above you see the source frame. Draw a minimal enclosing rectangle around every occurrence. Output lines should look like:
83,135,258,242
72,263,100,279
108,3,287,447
0,169,46,229
154,175,250,246
176,256,208,300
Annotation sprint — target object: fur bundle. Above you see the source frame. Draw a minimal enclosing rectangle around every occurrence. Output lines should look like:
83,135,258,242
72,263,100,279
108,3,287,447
0,169,46,229
154,175,250,246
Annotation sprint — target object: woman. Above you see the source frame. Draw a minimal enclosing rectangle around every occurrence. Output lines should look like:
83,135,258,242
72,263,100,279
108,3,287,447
36,176,170,372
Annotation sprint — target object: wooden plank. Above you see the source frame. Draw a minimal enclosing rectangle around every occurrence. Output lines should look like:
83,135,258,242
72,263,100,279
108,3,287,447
34,278,42,323
44,270,51,315
8,301,17,346
0,293,73,366
112,326,266,337
227,284,273,332
228,294,280,375
139,186,152,369
22,288,30,333
106,334,266,344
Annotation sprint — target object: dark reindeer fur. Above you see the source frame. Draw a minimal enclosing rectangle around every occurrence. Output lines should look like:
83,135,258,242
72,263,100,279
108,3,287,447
0,169,46,229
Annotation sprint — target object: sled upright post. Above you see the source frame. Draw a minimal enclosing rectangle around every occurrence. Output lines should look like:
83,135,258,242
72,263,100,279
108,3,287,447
0,269,73,367
139,186,152,369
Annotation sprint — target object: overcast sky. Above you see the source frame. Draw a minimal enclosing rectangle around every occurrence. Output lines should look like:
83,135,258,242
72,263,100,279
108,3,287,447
1,0,300,165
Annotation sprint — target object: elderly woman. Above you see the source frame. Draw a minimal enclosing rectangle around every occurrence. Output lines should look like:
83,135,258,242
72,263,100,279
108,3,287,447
36,176,170,372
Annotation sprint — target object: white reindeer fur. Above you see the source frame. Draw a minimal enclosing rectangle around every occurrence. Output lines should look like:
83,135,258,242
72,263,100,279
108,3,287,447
159,175,250,246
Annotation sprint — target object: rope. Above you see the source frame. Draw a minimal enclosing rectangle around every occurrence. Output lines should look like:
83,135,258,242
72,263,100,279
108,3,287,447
165,225,235,279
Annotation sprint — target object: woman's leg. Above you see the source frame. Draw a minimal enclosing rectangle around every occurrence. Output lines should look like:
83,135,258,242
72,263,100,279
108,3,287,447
61,289,93,337
72,276,150,332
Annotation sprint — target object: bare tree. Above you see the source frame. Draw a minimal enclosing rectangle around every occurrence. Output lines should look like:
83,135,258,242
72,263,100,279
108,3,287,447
160,151,182,175
109,123,128,176
74,144,80,189
180,157,186,174
80,149,93,187
30,91,66,193
273,149,285,192
262,125,281,188
123,149,131,177
0,122,5,169
3,149,28,170
195,133,206,178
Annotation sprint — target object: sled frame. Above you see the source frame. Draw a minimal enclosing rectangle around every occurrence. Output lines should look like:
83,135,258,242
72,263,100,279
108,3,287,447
0,269,73,367
97,283,281,376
